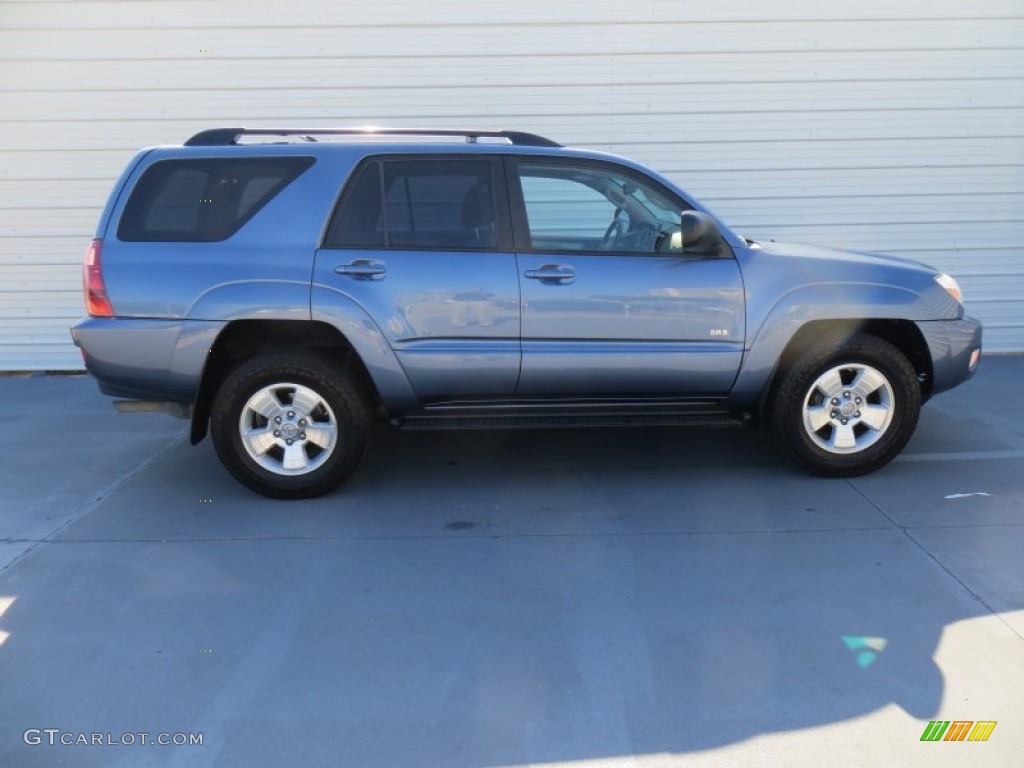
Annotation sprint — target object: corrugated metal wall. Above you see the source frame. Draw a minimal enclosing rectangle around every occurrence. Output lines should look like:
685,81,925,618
2,0,1022,368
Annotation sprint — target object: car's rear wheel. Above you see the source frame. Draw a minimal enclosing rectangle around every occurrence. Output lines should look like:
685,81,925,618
771,333,921,476
210,352,370,498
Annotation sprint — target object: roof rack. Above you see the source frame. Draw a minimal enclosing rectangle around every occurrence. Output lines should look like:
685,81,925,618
184,127,562,148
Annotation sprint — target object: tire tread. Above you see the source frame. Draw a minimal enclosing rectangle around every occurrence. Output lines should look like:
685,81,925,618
210,351,370,499
770,333,920,477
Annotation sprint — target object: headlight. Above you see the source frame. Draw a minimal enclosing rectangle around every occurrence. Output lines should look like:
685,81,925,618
935,273,963,304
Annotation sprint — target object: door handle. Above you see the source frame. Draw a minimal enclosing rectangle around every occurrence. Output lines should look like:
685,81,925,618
524,264,575,284
335,259,387,279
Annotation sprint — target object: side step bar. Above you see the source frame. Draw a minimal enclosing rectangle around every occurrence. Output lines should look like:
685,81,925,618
394,409,745,431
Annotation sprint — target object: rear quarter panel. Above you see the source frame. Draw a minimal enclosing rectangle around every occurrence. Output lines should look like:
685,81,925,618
80,147,362,400
99,146,357,321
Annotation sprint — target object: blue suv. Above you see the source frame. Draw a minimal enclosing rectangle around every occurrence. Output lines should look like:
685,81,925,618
71,127,982,498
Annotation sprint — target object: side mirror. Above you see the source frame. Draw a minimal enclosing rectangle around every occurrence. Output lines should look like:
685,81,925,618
678,210,725,257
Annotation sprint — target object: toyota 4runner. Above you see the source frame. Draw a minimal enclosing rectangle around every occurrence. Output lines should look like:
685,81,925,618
70,127,982,498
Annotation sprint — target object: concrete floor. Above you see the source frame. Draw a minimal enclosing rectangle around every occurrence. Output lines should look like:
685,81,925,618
1,358,1023,767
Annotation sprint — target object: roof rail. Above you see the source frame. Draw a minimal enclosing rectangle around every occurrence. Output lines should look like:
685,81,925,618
184,127,562,148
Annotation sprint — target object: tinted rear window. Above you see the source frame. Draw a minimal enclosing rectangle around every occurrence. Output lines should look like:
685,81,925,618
118,157,315,242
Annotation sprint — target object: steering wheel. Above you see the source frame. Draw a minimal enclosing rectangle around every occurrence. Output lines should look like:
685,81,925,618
600,209,627,250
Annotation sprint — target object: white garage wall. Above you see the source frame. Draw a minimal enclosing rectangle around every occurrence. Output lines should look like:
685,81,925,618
1,0,1022,368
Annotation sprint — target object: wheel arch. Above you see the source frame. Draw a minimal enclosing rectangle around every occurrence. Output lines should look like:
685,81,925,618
190,319,385,445
754,318,933,419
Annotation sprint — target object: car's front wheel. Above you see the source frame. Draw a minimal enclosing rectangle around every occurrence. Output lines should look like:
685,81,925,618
771,333,921,477
210,352,370,498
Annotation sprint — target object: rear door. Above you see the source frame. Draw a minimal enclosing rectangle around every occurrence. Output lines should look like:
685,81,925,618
314,155,520,402
509,157,745,396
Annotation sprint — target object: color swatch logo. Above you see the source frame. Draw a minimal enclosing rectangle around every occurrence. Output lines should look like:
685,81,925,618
920,720,997,742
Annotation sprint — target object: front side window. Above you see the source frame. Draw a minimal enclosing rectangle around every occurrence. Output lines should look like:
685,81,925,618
515,161,685,254
327,157,498,251
118,157,314,242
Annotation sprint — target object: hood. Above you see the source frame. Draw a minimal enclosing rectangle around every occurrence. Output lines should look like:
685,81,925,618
751,240,937,273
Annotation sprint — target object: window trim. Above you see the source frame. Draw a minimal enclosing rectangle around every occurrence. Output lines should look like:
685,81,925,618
117,156,316,243
321,154,514,253
506,156,731,259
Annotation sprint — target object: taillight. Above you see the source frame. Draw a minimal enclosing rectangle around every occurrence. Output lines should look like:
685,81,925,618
83,238,114,317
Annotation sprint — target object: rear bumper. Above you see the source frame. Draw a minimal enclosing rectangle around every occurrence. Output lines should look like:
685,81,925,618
917,315,983,396
70,317,222,403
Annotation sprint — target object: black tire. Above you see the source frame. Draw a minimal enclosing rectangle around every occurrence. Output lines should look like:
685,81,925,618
210,351,370,499
770,333,921,477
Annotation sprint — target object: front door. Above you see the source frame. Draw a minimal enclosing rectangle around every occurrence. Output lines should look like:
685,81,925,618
314,155,520,402
509,157,744,396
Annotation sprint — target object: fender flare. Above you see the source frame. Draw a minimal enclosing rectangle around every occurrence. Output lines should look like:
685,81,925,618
185,284,419,444
729,282,933,408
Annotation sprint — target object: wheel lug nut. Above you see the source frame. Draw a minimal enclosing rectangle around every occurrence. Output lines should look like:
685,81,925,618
287,411,295,418
843,391,851,399
855,397,862,404
841,419,848,425
855,411,861,418
274,416,282,424
286,439,293,445
299,419,307,427
831,398,839,405
273,430,280,437
299,432,306,440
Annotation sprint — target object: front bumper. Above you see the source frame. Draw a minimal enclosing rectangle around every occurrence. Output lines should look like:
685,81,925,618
917,315,983,396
